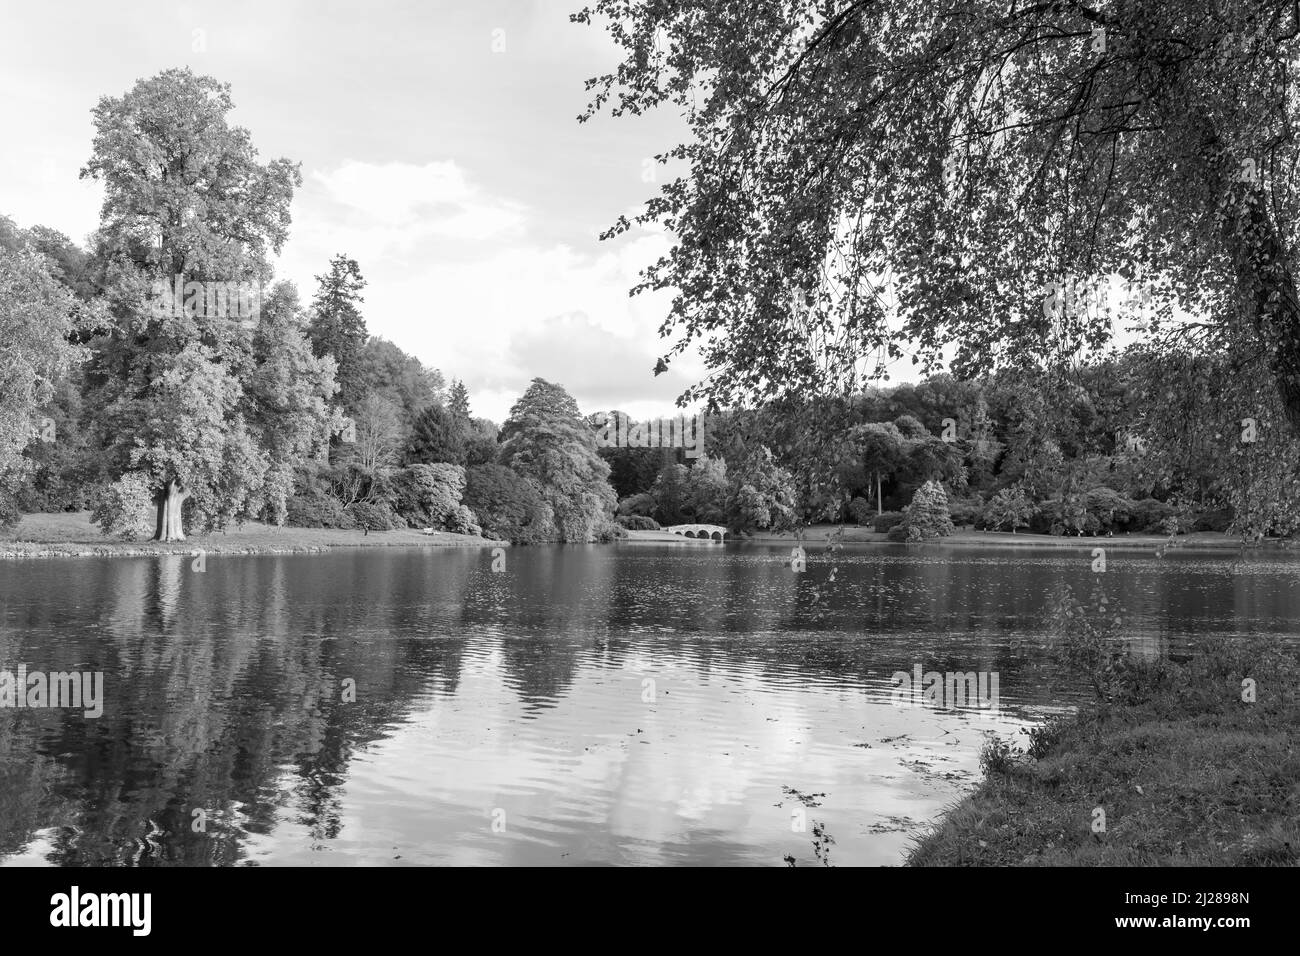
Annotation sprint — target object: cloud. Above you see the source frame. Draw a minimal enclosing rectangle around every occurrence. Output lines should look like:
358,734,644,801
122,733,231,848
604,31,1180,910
309,159,527,244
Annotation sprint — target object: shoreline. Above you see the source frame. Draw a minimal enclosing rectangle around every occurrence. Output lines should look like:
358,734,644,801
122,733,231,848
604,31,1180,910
731,526,1277,551
0,513,504,560
905,638,1300,866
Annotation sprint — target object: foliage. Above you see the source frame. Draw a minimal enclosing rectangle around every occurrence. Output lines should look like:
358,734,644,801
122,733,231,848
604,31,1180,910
982,485,1035,533
872,510,904,533
0,242,92,526
617,514,660,531
307,255,368,411
390,463,467,530
408,403,467,467
725,446,798,533
347,500,393,532
464,463,555,544
846,497,873,526
90,472,155,540
899,481,956,541
499,378,616,542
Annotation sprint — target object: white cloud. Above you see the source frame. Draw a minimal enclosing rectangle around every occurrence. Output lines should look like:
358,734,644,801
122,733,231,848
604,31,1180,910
310,159,527,243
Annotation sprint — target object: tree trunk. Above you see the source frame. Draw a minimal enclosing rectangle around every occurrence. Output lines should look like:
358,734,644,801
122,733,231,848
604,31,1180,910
154,480,189,542
876,471,882,515
1223,191,1300,434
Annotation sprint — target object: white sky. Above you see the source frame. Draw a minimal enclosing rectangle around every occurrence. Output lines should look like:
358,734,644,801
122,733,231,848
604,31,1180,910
0,0,713,424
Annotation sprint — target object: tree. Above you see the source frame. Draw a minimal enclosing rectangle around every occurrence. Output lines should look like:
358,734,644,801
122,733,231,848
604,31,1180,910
408,403,467,466
0,245,92,525
899,481,956,541
464,463,555,543
849,422,907,515
308,255,368,410
463,417,500,467
985,485,1034,534
342,395,404,474
353,337,444,432
726,446,798,533
81,68,304,540
578,2,1300,441
448,379,471,423
499,378,617,542
246,282,340,525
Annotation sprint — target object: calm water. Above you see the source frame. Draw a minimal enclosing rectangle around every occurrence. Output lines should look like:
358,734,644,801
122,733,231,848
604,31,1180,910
1,540,1298,866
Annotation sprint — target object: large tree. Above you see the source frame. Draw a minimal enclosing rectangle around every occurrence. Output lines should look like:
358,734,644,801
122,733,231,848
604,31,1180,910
499,378,617,542
81,68,319,540
308,255,368,411
0,244,93,525
576,1,1300,436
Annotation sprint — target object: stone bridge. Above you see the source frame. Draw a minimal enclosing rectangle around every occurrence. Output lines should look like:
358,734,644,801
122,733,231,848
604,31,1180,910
663,523,730,542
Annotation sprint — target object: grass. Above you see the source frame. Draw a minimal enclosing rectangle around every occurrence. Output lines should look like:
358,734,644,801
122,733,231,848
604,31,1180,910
743,524,1246,548
0,511,501,558
906,637,1300,866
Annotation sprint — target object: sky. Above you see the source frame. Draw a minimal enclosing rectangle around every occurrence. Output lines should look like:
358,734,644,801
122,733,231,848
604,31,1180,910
0,0,711,424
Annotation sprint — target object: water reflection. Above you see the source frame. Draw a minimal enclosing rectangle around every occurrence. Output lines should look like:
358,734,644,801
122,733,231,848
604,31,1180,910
0,542,1297,866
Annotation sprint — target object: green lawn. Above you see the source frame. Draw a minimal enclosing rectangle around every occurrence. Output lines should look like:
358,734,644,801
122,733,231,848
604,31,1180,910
907,639,1300,866
1,511,500,557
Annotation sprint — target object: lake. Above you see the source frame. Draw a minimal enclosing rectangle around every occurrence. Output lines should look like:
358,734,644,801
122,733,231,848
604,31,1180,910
1,539,1297,866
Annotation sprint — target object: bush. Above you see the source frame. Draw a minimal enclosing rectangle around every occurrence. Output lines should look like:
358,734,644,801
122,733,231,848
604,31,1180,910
464,464,556,544
947,496,983,528
873,510,905,533
285,493,354,529
982,485,1034,532
1033,496,1101,536
91,473,156,540
886,523,909,542
347,501,393,531
1192,507,1233,533
617,492,657,517
1130,498,1177,533
847,497,874,526
1084,487,1134,533
391,463,466,529
617,514,660,531
447,503,481,536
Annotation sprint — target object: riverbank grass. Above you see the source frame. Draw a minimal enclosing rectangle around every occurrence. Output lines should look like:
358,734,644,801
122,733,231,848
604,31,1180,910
907,638,1300,866
1,511,499,557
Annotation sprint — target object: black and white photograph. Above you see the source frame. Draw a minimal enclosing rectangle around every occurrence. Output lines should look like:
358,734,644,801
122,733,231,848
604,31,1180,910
0,0,1291,928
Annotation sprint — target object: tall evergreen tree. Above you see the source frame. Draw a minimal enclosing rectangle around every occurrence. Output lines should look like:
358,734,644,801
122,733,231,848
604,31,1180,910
308,255,368,411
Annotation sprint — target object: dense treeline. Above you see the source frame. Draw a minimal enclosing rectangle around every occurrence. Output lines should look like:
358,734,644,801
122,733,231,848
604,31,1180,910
3,68,1293,547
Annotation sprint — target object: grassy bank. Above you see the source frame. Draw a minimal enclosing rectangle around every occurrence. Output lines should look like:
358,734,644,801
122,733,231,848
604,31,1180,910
907,638,1300,866
740,524,1254,549
0,511,503,558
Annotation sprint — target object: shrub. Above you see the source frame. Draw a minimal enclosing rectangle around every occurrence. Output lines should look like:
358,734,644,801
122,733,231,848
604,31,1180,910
617,491,657,517
1130,498,1177,533
873,510,905,533
391,463,466,529
947,495,983,528
982,485,1034,532
617,514,660,531
447,503,481,536
464,464,555,544
347,501,393,531
1084,487,1134,533
886,523,909,542
898,481,955,540
847,497,874,526
1033,496,1101,536
1192,507,1233,533
91,473,156,540
285,493,353,529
